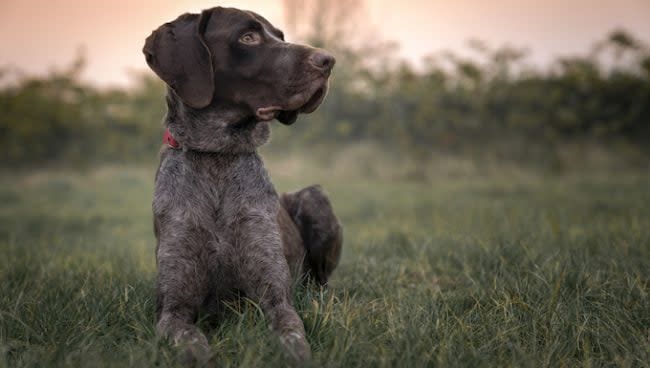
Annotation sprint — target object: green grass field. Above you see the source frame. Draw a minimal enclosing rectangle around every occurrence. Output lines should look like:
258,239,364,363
1,154,649,367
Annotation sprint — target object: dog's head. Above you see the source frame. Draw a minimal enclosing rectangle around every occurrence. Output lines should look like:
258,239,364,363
143,7,334,126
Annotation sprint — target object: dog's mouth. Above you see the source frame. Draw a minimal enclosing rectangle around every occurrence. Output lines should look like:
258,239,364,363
300,85,326,113
256,80,329,125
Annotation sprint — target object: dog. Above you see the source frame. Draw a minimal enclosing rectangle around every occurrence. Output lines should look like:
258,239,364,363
143,6,342,363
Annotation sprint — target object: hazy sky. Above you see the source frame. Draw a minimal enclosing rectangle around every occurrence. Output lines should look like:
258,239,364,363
1,0,649,86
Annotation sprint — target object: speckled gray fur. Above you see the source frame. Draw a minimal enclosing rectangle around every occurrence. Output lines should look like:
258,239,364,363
152,91,342,363
144,6,342,363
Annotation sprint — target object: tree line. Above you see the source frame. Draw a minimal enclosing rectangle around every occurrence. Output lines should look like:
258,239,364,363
1,30,648,168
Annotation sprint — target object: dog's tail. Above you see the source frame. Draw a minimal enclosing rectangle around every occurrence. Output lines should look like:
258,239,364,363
280,185,343,285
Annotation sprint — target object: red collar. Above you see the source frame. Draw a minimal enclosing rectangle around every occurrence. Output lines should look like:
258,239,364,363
163,128,180,149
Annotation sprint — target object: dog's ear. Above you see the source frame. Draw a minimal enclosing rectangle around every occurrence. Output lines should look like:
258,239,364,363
143,11,214,109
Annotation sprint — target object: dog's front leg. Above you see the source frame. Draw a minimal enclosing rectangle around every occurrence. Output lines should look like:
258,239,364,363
157,308,211,364
237,212,312,362
155,231,212,365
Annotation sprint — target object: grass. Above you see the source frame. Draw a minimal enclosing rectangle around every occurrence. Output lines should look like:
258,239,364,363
0,152,649,367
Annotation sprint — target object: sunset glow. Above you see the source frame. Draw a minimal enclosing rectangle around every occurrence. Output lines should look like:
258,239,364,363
1,0,648,86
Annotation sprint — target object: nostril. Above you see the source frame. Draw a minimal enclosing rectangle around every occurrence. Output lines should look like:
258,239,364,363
310,51,336,71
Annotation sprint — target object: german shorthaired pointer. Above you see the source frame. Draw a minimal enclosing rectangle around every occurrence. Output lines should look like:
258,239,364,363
143,6,342,364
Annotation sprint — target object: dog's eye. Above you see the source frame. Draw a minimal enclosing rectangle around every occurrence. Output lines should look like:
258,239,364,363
239,32,262,45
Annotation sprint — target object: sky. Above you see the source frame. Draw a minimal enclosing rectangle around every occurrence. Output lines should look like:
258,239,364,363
1,0,649,86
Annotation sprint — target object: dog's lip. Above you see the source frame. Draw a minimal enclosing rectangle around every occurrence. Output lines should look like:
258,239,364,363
299,86,326,114
256,106,281,122
255,78,329,121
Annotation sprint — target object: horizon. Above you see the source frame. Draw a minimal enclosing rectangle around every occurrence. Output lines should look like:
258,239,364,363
1,0,649,86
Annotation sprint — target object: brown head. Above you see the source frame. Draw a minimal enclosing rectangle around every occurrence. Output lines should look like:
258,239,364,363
143,7,335,126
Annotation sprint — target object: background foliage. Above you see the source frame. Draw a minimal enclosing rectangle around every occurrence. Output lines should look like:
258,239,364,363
1,26,648,169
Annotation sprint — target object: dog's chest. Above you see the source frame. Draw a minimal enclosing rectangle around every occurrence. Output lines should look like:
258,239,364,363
154,150,279,231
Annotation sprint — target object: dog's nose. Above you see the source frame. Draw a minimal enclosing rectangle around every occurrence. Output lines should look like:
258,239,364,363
309,50,336,73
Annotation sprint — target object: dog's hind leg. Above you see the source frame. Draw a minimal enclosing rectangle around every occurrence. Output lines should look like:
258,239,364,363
280,185,343,286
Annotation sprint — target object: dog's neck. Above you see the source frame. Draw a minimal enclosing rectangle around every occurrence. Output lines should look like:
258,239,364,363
163,89,270,154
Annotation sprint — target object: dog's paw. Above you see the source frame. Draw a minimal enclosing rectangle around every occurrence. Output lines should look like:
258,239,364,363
280,331,312,362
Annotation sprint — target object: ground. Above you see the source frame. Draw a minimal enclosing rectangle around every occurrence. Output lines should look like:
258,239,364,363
0,153,648,367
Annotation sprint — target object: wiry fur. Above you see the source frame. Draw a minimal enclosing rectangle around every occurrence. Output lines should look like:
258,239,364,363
153,95,342,363
146,6,342,363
